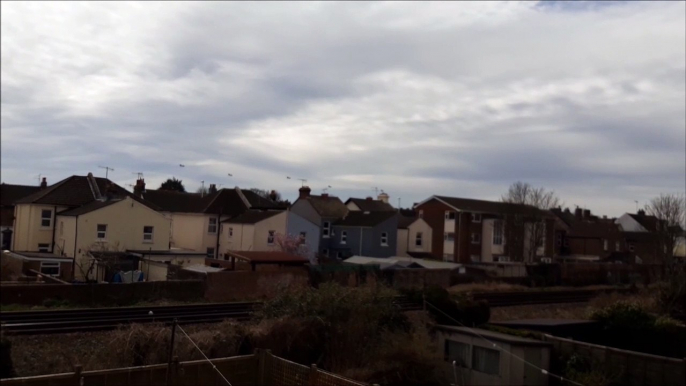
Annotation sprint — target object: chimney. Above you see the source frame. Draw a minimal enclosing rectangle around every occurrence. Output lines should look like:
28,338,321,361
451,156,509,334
564,208,571,214
378,191,390,204
134,178,146,197
299,186,311,199
321,193,329,198
574,207,582,219
637,209,645,217
366,197,373,201
40,177,47,189
269,190,277,201
208,184,217,194
583,209,591,219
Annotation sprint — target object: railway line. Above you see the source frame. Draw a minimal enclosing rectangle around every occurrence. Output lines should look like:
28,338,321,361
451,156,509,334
0,288,628,335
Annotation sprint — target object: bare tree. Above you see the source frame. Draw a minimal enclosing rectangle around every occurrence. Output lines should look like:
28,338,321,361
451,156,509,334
502,181,561,262
645,193,685,264
74,241,125,282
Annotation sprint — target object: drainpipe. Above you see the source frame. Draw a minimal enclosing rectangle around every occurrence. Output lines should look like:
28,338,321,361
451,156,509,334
456,212,462,263
71,215,79,281
50,206,57,253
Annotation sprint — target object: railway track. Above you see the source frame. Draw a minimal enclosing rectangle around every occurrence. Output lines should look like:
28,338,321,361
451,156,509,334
0,289,627,335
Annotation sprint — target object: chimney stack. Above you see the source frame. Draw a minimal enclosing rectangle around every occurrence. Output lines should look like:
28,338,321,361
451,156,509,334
299,186,311,199
574,207,582,219
134,178,146,197
583,209,591,219
637,209,645,217
321,193,329,198
40,177,47,189
208,184,217,194
366,197,373,201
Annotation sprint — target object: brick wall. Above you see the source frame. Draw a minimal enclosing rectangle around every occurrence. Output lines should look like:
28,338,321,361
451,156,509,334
204,268,310,302
0,280,205,306
415,199,452,259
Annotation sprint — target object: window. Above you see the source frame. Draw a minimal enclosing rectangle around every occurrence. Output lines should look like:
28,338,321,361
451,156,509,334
336,251,344,259
419,210,424,219
228,227,233,238
603,239,608,251
38,243,50,252
96,224,107,240
143,226,154,242
472,346,500,375
322,248,329,257
340,230,347,244
322,221,331,238
444,232,455,242
445,211,456,220
208,218,217,234
443,254,454,262
445,340,470,367
471,233,481,244
615,241,620,251
629,244,635,252
556,233,562,247
415,232,423,247
206,247,215,258
40,262,60,276
493,221,503,245
41,209,52,227
381,232,388,246
267,230,275,245
471,213,482,223
299,231,306,240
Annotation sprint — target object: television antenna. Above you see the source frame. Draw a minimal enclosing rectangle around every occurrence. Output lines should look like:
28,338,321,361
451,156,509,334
372,187,379,195
98,165,114,179
322,185,332,193
287,176,308,187
132,172,144,179
36,174,42,185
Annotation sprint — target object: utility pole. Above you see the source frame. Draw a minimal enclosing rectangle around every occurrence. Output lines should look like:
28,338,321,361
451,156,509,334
98,166,114,179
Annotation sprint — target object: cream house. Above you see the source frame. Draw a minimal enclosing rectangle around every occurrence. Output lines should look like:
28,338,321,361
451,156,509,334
140,182,286,258
55,196,171,280
396,217,433,258
221,211,288,253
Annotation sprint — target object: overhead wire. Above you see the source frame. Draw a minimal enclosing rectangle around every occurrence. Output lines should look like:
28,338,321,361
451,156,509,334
175,324,233,386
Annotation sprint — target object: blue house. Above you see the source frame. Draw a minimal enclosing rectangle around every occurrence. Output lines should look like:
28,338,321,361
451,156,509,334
286,211,321,262
330,211,399,259
288,186,349,259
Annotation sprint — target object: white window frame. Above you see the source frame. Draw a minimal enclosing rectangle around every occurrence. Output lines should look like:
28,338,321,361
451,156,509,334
445,211,456,220
267,230,275,245
143,226,154,243
471,213,482,223
380,232,388,246
40,261,60,276
41,209,52,227
37,243,50,252
96,224,107,240
322,221,331,238
493,220,503,246
444,232,455,242
471,232,481,244
415,232,423,247
208,218,218,234
340,230,347,244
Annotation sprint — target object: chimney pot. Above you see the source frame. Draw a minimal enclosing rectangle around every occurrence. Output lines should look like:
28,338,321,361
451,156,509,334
298,186,311,200
208,184,217,194
366,197,373,201
637,209,645,216
40,177,47,189
134,178,146,197
574,207,582,219
321,193,329,198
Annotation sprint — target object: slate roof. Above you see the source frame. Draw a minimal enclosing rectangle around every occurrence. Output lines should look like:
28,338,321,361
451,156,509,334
222,211,282,224
398,215,417,229
568,221,622,239
242,190,288,209
143,188,282,216
57,199,123,217
303,195,348,219
14,175,160,210
0,184,41,206
628,213,661,232
345,198,395,212
433,196,544,216
335,211,397,227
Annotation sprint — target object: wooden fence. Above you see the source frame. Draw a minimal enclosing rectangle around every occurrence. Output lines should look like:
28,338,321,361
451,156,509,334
543,334,686,386
0,350,368,386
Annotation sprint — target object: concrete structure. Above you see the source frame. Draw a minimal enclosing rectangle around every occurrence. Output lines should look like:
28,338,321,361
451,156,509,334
330,211,398,259
289,186,349,259
221,211,288,253
436,325,551,386
414,196,554,263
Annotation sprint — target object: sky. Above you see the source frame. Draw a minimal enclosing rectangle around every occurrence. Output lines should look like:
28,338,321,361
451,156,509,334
1,1,684,217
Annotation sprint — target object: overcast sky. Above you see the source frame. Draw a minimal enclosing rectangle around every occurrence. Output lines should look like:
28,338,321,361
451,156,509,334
1,1,684,216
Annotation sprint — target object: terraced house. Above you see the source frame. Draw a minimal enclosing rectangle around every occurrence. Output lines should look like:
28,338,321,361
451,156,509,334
0,181,40,250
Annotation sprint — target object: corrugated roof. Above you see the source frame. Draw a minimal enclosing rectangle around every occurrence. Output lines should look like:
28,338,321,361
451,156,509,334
183,264,226,273
0,183,41,206
345,198,395,212
435,325,552,346
222,210,282,224
335,211,397,227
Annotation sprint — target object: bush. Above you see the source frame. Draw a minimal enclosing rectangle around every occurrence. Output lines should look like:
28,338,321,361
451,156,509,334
562,354,619,386
0,333,15,379
657,265,686,322
401,286,490,327
589,301,656,331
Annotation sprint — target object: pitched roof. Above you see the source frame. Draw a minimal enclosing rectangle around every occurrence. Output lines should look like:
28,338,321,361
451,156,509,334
398,215,417,229
628,213,661,232
0,183,41,206
142,188,282,216
222,210,282,224
335,211,397,227
345,198,395,212
57,199,123,216
142,189,214,213
429,195,543,216
241,190,287,209
550,208,576,227
568,221,621,239
14,175,159,210
303,195,348,219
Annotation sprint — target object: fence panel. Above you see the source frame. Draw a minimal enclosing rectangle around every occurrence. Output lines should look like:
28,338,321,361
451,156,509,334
263,353,311,385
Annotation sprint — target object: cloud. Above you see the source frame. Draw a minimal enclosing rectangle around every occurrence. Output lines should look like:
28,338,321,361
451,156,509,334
1,1,684,217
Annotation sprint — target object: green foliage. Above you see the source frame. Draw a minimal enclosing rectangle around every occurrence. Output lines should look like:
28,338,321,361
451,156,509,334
657,265,686,322
41,298,72,309
562,354,618,386
589,301,656,330
400,286,490,327
159,177,185,192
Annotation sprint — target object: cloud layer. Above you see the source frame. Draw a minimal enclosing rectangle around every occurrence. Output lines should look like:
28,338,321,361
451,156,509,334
2,1,684,216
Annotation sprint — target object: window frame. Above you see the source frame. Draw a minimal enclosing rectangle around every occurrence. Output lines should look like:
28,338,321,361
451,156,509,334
267,230,275,245
472,346,500,376
493,220,503,245
444,340,471,368
380,232,388,246
322,248,329,257
418,210,424,219
471,213,482,223
444,232,455,242
206,247,215,258
41,209,52,228
340,230,347,244
471,232,481,244
208,217,218,234
228,227,234,238
415,232,423,247
143,226,154,243
445,211,456,220
40,261,60,276
322,221,331,238
37,243,50,252
96,224,108,240
299,231,306,241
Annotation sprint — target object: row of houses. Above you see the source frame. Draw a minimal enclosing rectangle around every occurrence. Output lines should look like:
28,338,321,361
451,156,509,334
1,173,683,281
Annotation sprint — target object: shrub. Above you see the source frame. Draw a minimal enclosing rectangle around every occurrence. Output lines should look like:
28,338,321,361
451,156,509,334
589,301,656,331
401,286,490,327
562,354,619,386
657,265,686,322
0,333,15,379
